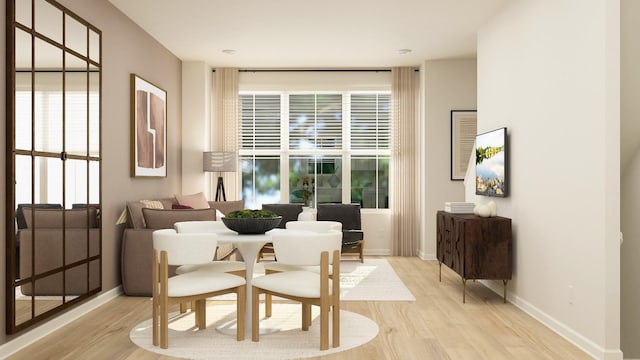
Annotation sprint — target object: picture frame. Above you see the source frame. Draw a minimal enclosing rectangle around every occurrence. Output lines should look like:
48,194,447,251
450,110,477,180
130,74,167,178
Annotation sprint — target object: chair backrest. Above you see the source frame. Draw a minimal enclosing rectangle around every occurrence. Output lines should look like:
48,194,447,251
272,230,341,266
286,221,342,233
174,220,229,233
316,204,361,230
261,204,303,229
152,229,218,265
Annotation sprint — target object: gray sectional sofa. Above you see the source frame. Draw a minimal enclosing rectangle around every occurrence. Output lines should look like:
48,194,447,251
19,207,101,295
120,198,244,296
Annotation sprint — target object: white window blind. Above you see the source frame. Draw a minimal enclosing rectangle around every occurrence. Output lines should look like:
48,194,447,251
240,94,281,150
289,94,342,150
350,93,391,150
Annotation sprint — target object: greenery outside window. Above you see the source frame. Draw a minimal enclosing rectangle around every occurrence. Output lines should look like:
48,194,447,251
239,92,390,209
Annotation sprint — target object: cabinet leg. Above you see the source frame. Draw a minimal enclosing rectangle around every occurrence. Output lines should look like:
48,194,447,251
462,278,467,304
438,261,442,282
503,280,508,303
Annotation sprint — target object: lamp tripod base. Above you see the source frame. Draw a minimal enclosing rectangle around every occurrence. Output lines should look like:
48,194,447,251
215,176,226,202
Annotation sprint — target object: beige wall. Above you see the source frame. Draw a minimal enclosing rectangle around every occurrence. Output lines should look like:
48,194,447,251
0,0,182,343
473,0,621,358
420,59,477,259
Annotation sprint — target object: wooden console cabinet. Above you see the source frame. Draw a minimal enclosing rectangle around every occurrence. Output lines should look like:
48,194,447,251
436,211,512,303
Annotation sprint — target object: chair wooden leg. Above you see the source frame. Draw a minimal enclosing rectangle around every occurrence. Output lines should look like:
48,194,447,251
160,296,168,349
236,285,246,341
332,302,340,347
252,287,260,342
359,241,364,263
152,295,159,346
302,303,310,331
320,303,329,350
195,299,206,329
265,294,272,318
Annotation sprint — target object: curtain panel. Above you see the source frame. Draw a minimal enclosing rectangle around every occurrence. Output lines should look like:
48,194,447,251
391,67,420,256
213,68,239,199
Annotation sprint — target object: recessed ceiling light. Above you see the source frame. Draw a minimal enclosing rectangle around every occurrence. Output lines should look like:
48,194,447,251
222,49,236,55
397,49,412,55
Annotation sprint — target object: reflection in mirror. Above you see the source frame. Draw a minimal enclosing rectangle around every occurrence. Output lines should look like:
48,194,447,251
15,0,32,28
89,71,100,156
64,14,87,56
15,72,33,151
89,30,100,63
64,67,89,156
8,0,102,334
65,159,88,206
89,160,100,203
15,28,31,69
34,0,62,43
33,72,64,153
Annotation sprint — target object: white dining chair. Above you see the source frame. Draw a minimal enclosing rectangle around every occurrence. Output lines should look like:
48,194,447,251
152,229,246,348
173,221,246,275
173,221,246,314
262,221,342,317
251,230,342,350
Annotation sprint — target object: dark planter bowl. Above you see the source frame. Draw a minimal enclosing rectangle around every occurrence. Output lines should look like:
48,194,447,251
221,216,282,234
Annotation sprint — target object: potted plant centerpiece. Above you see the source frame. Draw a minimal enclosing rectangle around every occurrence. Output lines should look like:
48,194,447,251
221,209,282,234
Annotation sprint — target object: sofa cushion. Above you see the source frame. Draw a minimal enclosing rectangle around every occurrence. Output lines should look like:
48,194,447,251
175,192,210,209
142,208,217,229
16,203,63,229
22,208,98,229
208,200,245,220
126,198,175,229
171,204,193,210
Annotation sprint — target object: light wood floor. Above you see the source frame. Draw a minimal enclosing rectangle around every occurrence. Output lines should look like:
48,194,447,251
7,257,591,360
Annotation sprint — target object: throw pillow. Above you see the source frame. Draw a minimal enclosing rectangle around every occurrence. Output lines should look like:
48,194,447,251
175,192,210,209
172,204,193,210
142,208,216,229
125,199,165,228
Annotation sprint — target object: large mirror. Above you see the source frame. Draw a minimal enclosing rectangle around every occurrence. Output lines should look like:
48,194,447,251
6,0,102,334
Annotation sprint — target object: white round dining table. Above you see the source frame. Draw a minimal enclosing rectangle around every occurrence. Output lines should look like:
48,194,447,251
216,228,284,337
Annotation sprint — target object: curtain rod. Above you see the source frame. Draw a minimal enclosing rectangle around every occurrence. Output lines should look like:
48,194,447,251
211,68,420,73
238,69,392,73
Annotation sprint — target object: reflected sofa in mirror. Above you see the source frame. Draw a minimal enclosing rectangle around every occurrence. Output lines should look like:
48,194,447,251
6,0,102,334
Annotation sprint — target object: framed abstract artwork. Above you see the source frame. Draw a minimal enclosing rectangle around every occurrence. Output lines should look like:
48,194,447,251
130,74,167,177
450,110,477,180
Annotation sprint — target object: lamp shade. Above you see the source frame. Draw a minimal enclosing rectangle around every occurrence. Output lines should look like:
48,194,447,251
203,152,237,172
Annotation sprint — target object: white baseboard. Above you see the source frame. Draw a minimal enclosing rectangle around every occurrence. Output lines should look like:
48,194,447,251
364,249,392,256
480,280,623,360
417,250,436,260
0,286,123,358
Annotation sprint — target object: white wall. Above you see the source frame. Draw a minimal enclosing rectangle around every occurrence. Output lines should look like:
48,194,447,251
473,1,621,359
420,59,477,260
620,0,640,357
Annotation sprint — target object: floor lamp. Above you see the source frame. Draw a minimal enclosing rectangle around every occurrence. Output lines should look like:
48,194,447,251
203,151,237,201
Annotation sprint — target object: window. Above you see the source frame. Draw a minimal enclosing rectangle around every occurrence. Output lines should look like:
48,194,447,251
239,92,390,209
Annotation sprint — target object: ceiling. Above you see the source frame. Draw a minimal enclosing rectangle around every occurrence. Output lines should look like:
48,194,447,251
108,0,507,68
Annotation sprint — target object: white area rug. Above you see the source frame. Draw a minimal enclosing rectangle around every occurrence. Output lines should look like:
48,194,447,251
253,258,415,302
338,258,415,301
130,304,379,360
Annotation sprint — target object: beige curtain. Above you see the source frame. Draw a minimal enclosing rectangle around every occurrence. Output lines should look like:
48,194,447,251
213,68,239,200
391,67,419,256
